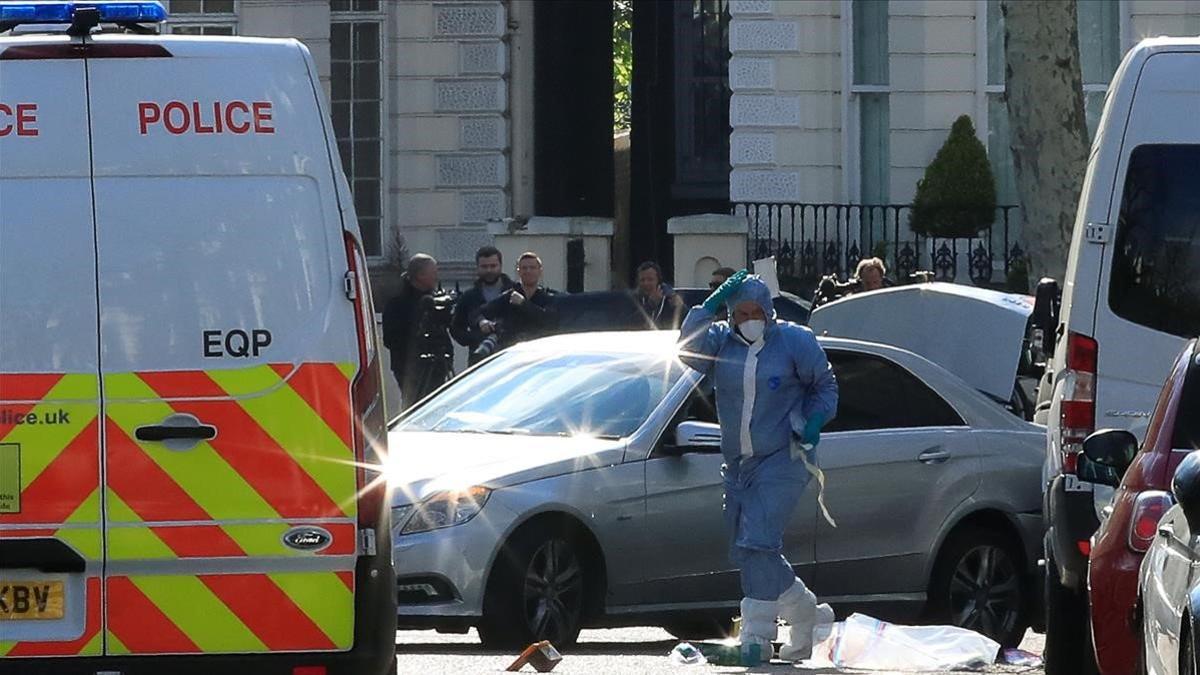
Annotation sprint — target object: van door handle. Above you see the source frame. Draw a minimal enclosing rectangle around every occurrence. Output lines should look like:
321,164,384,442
135,414,216,448
917,447,950,464
135,424,216,442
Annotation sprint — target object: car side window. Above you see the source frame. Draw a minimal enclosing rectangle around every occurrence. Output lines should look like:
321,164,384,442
825,351,965,432
682,376,719,424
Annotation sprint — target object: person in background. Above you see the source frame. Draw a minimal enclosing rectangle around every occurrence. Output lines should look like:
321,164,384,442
708,267,738,320
476,251,557,356
382,254,452,408
633,261,683,329
854,257,889,292
677,270,839,663
452,245,512,365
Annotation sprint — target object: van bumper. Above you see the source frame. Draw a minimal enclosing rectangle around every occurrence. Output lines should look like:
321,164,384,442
0,554,397,675
1045,475,1100,592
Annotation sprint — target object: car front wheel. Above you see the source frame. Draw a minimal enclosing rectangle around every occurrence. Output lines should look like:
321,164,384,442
929,529,1028,647
479,526,586,650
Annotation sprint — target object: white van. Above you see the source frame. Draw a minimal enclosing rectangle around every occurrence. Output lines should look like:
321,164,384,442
1039,37,1200,673
0,3,394,673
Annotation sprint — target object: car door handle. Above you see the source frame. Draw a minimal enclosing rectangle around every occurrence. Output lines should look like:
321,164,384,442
1159,524,1174,538
917,447,950,464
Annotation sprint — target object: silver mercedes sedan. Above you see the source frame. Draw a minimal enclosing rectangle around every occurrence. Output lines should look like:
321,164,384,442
388,331,1044,650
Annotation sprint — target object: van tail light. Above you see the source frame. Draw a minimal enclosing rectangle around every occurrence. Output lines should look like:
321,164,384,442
1060,332,1098,475
344,232,386,531
1128,490,1173,553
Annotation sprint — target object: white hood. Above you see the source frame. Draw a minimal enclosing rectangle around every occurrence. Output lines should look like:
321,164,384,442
387,430,625,506
809,283,1033,401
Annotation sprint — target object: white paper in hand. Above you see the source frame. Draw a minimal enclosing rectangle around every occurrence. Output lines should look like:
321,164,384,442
753,256,781,298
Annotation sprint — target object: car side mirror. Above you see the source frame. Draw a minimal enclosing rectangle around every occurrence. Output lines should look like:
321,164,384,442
668,420,721,455
1174,452,1200,532
1082,429,1139,482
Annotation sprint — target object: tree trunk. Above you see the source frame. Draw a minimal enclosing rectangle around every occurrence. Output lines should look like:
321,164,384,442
1002,0,1091,283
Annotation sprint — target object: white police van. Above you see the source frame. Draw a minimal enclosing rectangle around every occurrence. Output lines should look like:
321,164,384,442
0,2,394,673
1038,36,1200,673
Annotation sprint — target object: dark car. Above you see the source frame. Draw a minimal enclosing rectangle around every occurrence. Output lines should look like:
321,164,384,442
1081,339,1199,675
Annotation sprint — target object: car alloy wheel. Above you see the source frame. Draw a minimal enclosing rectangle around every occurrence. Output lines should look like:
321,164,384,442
521,538,584,645
948,543,1022,641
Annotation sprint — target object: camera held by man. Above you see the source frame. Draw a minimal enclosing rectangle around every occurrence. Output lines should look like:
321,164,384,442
382,254,455,410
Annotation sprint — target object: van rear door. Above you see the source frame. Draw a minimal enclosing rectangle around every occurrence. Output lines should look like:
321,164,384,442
0,54,103,658
1093,51,1199,436
85,41,362,656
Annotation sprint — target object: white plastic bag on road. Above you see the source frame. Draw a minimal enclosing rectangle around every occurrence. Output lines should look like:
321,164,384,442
808,613,1000,671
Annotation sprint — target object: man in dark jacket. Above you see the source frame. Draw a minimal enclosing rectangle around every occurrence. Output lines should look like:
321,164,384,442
451,245,512,365
633,260,683,329
477,251,556,355
382,254,451,408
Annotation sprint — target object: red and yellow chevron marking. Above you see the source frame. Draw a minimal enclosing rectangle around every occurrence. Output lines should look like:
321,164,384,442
0,373,102,658
1,362,361,658
101,362,358,655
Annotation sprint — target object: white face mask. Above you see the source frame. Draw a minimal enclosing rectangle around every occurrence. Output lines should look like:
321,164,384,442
737,319,766,343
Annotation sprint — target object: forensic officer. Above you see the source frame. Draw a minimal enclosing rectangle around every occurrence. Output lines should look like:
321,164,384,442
678,270,839,661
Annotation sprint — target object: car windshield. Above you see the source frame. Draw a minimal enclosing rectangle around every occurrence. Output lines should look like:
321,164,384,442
396,350,685,439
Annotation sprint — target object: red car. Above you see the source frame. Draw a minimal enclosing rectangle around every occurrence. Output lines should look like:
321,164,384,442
1085,339,1197,675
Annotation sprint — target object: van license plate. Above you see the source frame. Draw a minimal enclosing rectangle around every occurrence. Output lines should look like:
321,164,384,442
0,581,64,620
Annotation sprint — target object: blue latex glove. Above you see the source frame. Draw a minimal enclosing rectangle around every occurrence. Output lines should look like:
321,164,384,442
702,269,748,313
803,413,827,448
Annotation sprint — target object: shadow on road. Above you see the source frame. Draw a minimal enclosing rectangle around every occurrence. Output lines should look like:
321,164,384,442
396,639,680,657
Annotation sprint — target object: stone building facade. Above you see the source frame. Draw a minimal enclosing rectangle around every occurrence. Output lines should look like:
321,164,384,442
164,0,1200,290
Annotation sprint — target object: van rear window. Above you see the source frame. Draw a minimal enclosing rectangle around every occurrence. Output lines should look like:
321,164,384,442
1110,144,1200,338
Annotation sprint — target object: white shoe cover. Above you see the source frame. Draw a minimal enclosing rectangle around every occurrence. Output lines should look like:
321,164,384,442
739,597,778,661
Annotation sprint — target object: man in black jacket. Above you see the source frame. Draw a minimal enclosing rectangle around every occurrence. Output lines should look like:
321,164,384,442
382,254,451,408
451,246,511,365
476,251,556,356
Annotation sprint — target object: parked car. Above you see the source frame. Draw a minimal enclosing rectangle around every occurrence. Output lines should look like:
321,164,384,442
808,282,1043,421
1037,38,1200,675
551,289,810,334
1083,340,1199,675
1136,423,1200,674
388,330,1045,649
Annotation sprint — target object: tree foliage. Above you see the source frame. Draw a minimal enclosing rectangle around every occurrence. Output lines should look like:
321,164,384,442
909,115,997,238
613,0,633,132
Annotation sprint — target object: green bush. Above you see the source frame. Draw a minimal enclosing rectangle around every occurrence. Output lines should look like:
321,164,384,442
909,115,997,238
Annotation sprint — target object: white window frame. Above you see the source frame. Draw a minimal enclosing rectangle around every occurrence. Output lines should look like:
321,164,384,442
164,0,238,35
842,0,891,205
331,2,390,260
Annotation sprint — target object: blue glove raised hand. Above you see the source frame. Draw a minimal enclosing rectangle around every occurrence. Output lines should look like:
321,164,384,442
702,269,748,313
803,413,828,448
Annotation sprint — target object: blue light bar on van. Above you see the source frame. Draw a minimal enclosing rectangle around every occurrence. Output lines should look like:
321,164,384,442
0,2,168,26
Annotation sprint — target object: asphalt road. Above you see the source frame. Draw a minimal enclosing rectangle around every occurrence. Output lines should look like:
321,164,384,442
395,626,1046,675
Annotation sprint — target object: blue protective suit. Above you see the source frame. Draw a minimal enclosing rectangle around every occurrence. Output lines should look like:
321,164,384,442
678,277,838,601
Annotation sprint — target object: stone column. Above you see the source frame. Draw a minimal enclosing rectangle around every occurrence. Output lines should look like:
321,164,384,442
668,214,750,288
487,217,614,292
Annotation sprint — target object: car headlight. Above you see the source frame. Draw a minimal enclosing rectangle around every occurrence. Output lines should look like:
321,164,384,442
399,486,492,535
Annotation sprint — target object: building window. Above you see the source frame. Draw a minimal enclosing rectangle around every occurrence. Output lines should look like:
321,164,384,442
674,0,731,200
850,0,890,207
165,0,237,35
332,4,384,256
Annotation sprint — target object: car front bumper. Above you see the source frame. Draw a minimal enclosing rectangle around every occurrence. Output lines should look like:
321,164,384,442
391,498,518,625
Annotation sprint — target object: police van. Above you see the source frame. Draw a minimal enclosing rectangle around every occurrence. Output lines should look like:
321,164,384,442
1037,37,1200,673
0,2,395,673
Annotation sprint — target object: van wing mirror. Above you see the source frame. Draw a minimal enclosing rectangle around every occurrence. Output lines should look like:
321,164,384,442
671,420,722,454
1030,278,1062,360
1082,429,1139,483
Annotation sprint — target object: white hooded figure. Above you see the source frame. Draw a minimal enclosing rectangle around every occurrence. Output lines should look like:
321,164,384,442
678,271,839,661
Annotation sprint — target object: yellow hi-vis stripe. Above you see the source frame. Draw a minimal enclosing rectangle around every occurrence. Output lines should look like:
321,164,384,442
104,491,176,560
1,374,98,489
269,571,354,648
128,575,267,653
55,488,103,561
207,366,356,512
104,373,278,521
